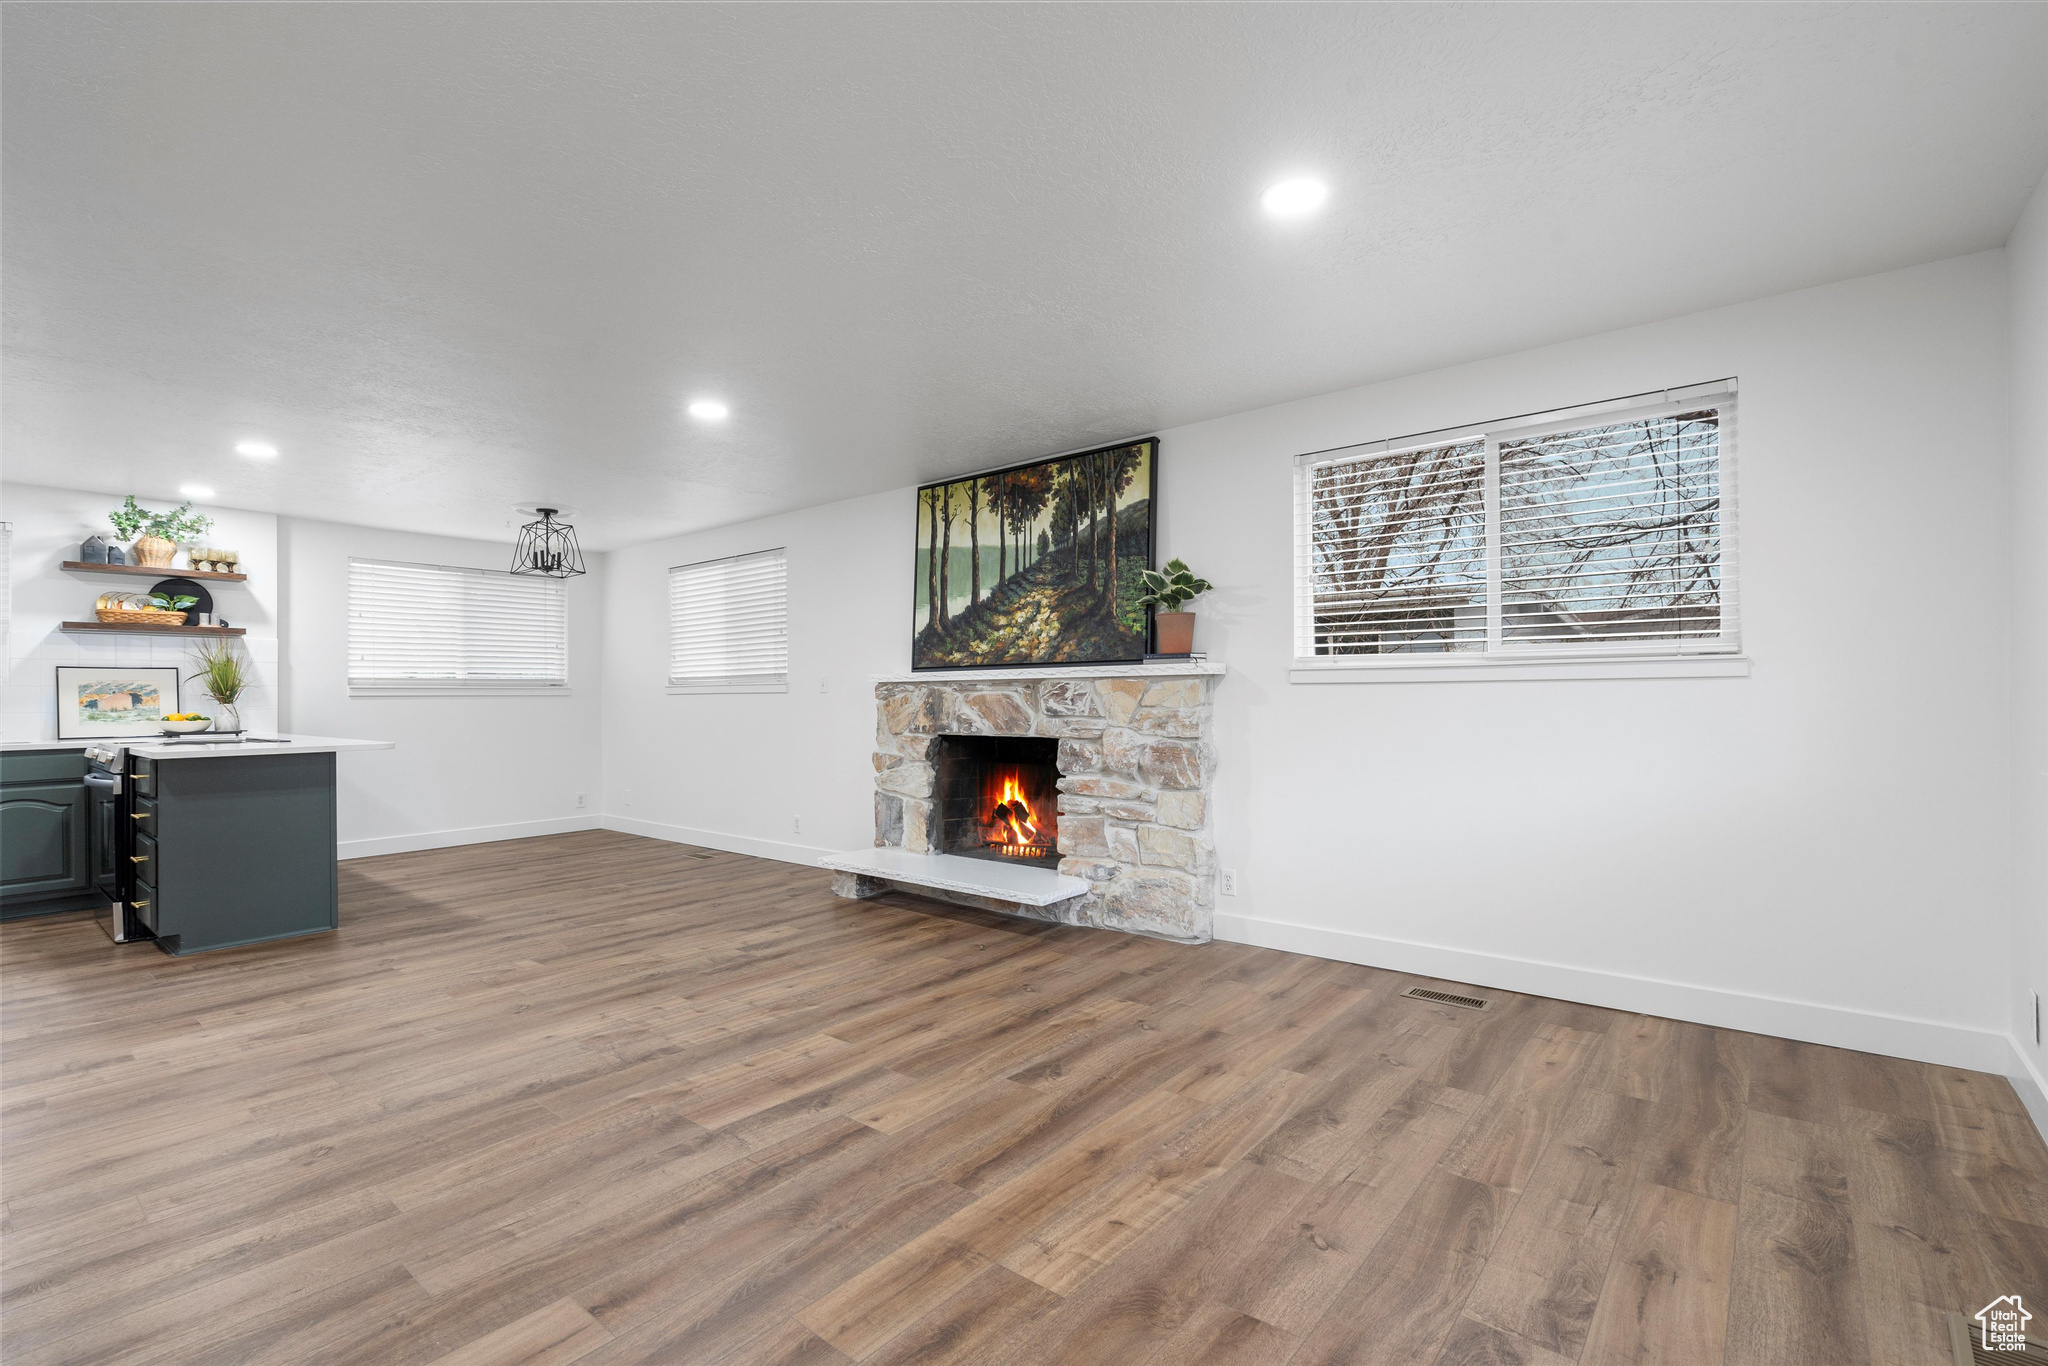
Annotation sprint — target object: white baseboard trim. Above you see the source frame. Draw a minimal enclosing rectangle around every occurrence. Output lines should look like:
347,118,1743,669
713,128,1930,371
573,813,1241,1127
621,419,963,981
601,814,838,866
2009,1036,2048,1144
1211,911,2011,1076
339,815,603,860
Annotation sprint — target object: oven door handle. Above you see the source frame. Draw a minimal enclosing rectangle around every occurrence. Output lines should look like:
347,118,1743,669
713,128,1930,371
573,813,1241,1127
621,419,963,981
84,771,120,795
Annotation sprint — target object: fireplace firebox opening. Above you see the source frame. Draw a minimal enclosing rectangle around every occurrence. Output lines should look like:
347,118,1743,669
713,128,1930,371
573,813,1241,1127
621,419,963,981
934,735,1060,869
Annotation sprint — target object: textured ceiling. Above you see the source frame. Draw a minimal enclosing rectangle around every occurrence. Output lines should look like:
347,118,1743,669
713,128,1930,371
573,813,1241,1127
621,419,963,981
5,3,2046,548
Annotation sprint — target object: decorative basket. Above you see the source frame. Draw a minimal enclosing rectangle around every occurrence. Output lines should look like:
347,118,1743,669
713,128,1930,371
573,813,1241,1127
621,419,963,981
95,608,187,626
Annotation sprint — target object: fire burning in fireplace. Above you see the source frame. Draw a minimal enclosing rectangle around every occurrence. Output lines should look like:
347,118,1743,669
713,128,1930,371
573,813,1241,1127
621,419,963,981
985,772,1051,857
935,735,1060,868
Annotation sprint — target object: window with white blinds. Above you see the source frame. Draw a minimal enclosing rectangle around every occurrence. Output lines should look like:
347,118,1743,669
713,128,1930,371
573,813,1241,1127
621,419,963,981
1296,380,1738,669
348,558,568,692
668,548,788,692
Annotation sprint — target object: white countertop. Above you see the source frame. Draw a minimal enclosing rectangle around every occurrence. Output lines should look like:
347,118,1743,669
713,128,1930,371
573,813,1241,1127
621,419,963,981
3,733,393,759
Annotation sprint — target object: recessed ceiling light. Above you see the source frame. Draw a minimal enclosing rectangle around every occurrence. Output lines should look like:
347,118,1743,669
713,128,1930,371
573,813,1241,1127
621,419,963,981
179,485,216,500
1261,177,1329,218
235,441,278,458
687,399,730,421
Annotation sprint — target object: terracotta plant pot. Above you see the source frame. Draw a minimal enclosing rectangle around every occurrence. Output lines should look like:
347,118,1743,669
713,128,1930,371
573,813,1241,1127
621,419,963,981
1154,611,1196,655
132,535,177,567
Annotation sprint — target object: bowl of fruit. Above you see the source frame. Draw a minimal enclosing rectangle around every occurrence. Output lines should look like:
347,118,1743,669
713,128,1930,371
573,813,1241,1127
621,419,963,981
162,713,212,734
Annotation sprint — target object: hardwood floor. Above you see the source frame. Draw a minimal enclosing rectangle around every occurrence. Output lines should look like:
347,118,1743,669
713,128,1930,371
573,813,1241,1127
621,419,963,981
3,829,2043,1365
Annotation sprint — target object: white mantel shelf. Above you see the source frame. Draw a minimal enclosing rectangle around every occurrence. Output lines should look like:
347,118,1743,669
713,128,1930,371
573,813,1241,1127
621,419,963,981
819,848,1091,906
3,733,393,759
870,661,1225,685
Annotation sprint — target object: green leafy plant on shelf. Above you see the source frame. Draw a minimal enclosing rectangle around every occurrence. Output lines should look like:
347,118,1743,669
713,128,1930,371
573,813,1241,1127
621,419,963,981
107,495,213,543
148,593,199,613
1134,558,1214,613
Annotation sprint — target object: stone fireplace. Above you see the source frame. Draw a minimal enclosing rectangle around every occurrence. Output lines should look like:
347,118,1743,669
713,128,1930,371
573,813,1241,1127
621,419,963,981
828,664,1222,943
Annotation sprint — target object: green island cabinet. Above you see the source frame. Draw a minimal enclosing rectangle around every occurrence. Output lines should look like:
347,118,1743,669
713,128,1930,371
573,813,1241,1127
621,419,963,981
0,749,98,918
130,750,340,955
3,737,387,952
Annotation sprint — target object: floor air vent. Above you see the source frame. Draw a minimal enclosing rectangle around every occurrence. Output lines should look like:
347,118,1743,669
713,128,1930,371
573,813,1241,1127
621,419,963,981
1950,1313,2048,1365
1400,985,1491,1011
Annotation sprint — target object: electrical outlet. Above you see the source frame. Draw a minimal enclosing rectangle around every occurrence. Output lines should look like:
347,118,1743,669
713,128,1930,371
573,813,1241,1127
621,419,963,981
574,792,587,810
1220,869,1239,896
793,815,803,835
819,675,829,694
622,788,634,809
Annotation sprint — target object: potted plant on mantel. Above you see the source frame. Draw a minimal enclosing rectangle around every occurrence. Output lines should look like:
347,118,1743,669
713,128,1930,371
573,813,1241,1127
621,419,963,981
1137,557,1214,656
107,495,213,569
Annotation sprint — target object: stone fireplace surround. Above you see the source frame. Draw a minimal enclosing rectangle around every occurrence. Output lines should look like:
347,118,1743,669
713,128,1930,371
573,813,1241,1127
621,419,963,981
827,662,1223,943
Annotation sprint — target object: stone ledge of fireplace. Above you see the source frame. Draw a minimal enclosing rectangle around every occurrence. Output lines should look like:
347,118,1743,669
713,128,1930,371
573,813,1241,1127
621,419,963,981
819,848,1090,907
871,661,1225,684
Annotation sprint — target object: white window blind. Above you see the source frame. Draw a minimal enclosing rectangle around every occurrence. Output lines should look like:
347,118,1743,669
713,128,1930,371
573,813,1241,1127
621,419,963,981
348,558,567,692
1296,380,1738,668
668,548,788,692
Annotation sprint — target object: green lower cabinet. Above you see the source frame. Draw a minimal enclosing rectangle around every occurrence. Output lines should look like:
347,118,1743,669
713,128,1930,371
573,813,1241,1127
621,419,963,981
0,781,90,902
0,748,341,946
131,877,159,935
143,752,338,954
0,747,101,919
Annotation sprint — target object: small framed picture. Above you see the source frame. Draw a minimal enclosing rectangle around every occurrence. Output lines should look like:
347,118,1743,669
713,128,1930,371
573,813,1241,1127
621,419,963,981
55,666,182,740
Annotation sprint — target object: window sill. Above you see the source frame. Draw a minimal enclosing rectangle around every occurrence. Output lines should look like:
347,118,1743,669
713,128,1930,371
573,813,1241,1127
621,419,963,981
667,682,788,695
1289,655,1751,684
348,685,572,697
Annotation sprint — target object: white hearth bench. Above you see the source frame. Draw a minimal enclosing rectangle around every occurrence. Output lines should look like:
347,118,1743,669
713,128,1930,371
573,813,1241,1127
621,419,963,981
819,847,1090,909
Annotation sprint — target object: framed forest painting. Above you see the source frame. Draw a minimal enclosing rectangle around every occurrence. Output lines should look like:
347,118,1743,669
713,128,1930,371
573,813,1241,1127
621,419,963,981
912,438,1156,669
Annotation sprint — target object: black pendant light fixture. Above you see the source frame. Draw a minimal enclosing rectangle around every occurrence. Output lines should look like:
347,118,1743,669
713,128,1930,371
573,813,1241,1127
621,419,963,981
511,506,585,578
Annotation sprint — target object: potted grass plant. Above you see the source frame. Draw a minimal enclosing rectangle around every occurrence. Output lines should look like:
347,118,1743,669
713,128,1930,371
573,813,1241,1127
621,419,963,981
190,637,250,733
1136,558,1214,655
108,496,213,568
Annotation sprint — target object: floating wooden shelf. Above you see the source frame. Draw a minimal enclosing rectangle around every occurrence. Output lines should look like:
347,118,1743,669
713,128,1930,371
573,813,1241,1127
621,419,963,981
62,561,247,582
61,621,246,637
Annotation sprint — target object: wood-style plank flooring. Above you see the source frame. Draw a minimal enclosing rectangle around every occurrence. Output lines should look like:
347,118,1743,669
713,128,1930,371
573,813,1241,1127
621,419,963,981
3,830,2044,1365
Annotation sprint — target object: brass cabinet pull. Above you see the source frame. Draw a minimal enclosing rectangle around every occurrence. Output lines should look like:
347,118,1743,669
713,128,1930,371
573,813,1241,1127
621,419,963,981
130,855,148,863
130,900,149,909
131,811,150,820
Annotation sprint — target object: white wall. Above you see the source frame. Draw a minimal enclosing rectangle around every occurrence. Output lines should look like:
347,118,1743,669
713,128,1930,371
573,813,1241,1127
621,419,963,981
1180,251,2013,1074
277,517,605,857
2008,174,2048,1129
1,483,281,740
601,489,905,861
600,251,2018,1074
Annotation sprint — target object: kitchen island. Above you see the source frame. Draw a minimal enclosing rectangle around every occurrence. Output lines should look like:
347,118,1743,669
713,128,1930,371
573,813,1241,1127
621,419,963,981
1,734,391,954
